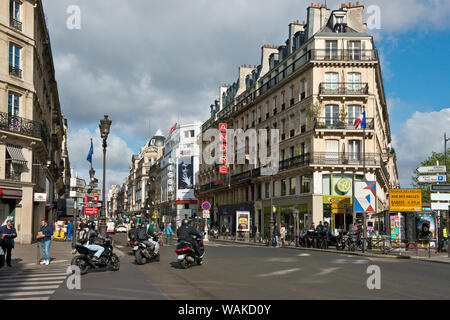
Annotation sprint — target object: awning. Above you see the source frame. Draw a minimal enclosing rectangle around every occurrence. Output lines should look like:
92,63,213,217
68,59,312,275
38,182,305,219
6,145,27,165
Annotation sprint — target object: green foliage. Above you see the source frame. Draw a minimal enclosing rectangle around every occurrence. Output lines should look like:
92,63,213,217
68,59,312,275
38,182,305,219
412,150,450,203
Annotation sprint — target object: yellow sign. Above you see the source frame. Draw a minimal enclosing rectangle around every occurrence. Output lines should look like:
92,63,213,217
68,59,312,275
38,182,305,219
323,196,352,204
389,189,422,212
332,208,351,214
331,203,350,209
152,212,160,218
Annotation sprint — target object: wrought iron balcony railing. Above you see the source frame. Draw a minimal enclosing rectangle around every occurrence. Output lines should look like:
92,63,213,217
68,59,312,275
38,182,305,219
319,82,369,95
279,153,311,171
0,112,47,148
315,117,374,130
9,65,22,78
10,18,22,31
310,49,378,61
311,152,381,166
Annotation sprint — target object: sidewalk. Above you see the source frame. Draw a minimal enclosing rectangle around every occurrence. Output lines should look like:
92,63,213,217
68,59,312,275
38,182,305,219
211,237,450,265
1,240,73,268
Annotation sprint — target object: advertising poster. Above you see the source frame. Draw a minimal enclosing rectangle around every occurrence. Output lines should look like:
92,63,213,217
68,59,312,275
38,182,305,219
390,215,405,241
389,189,422,212
417,213,436,240
236,211,250,232
177,156,194,199
354,181,376,213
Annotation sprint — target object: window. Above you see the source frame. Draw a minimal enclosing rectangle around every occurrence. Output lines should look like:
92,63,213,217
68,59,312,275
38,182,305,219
258,106,262,123
290,116,295,137
290,177,296,195
348,105,362,126
10,0,22,30
190,130,195,137
5,145,24,181
325,139,339,162
273,97,277,115
281,92,286,109
301,176,311,193
265,101,270,119
290,146,294,159
325,40,338,59
325,105,339,126
289,86,295,105
347,72,361,93
300,111,306,133
281,119,286,140
348,140,361,162
265,182,270,198
281,149,285,161
8,92,19,118
325,73,339,92
281,180,286,196
349,41,361,60
300,80,306,100
9,43,21,77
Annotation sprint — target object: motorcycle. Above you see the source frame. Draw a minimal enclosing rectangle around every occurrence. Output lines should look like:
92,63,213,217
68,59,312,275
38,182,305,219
71,238,120,275
134,235,161,265
209,226,219,239
299,229,315,248
175,235,204,269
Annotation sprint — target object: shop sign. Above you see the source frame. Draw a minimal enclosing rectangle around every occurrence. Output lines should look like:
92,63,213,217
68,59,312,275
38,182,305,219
236,211,250,232
323,196,352,204
389,189,422,212
34,193,47,202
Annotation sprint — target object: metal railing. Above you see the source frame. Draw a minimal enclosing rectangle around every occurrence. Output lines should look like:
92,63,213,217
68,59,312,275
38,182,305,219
319,82,369,95
279,153,311,171
9,65,22,78
315,117,375,130
10,18,22,31
310,49,378,61
311,152,381,166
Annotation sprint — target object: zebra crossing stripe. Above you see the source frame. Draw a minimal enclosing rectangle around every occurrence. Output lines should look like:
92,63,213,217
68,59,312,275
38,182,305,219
0,273,68,278
0,281,64,287
0,285,60,292
0,291,56,298
0,277,67,282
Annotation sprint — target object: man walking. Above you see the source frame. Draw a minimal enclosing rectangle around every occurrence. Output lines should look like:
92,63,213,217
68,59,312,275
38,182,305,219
66,220,73,242
166,222,173,245
273,223,281,248
36,220,53,266
0,220,17,268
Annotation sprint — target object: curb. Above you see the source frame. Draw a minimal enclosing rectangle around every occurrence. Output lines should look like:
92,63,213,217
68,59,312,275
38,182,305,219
210,239,450,265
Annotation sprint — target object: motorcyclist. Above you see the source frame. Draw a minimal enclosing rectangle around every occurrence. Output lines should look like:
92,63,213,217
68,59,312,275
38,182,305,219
84,221,107,262
177,219,203,257
136,223,159,255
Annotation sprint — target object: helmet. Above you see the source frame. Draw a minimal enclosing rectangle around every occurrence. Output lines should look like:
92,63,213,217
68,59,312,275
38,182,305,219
182,219,189,227
87,221,95,229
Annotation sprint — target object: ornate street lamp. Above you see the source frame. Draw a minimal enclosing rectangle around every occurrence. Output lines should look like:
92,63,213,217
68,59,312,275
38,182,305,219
99,115,112,236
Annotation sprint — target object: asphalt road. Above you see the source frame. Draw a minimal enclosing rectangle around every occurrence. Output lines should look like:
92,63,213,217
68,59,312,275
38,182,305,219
54,233,450,300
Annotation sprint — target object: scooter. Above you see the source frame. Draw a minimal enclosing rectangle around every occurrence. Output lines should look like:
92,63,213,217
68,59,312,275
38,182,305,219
134,235,161,265
174,235,204,269
71,238,120,275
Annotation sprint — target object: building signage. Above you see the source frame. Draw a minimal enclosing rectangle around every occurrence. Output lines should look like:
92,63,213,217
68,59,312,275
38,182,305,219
389,189,422,212
354,181,376,213
219,123,228,174
34,193,47,202
84,207,99,215
177,156,194,199
236,211,250,232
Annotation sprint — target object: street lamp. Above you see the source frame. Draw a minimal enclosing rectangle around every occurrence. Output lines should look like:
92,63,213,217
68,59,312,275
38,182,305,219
445,133,450,258
99,115,112,236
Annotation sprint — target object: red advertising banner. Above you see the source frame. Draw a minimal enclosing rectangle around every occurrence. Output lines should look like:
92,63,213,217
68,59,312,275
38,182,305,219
219,123,227,132
219,165,228,174
84,207,99,215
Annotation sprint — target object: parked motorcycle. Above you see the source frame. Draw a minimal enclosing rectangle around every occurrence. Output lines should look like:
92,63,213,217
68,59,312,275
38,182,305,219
71,238,120,275
134,235,161,265
299,229,315,248
174,235,204,269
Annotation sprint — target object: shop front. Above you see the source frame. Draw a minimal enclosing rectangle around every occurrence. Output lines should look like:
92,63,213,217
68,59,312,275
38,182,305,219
263,203,310,238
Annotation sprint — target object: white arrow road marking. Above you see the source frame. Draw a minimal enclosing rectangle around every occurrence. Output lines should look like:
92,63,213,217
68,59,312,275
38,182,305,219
257,268,301,277
315,267,340,276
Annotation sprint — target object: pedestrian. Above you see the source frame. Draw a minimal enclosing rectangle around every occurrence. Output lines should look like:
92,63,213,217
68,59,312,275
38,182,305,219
166,222,173,245
273,223,281,248
443,226,448,249
36,220,53,266
66,220,73,242
0,220,17,268
148,221,155,235
160,222,165,233
280,224,286,247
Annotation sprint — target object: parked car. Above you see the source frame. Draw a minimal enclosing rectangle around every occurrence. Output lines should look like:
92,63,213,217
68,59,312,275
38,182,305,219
107,222,116,234
116,225,127,233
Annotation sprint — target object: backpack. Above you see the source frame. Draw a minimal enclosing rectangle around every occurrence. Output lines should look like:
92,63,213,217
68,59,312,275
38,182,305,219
77,229,88,244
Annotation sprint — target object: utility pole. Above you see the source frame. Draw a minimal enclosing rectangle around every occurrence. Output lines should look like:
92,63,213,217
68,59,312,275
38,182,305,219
445,133,449,258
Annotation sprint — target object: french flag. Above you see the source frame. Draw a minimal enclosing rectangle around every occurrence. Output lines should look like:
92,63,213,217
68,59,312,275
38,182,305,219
354,111,367,129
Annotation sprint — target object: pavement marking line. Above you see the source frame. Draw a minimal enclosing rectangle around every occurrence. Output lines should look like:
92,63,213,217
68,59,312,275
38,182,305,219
115,249,125,257
0,290,55,298
257,268,301,277
0,281,64,287
314,267,340,276
0,272,68,278
0,276,67,282
5,297,50,300
0,285,60,292
297,253,311,257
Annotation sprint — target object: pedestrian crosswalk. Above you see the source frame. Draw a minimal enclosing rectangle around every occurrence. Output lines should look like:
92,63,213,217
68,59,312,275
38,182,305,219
0,265,69,300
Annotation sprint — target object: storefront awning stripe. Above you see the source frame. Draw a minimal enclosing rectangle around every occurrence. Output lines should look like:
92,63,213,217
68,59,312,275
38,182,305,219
6,145,27,165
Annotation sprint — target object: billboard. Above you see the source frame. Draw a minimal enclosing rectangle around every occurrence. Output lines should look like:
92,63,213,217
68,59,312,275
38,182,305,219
354,181,376,213
236,211,250,232
177,156,194,199
389,189,422,212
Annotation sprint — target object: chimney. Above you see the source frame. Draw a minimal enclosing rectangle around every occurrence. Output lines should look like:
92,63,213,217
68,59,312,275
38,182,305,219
260,45,279,78
237,65,255,96
288,22,306,55
346,4,365,32
307,3,329,39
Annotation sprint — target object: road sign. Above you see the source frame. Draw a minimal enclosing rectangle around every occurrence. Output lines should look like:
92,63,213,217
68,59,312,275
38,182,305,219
417,166,447,174
331,203,350,209
84,207,99,215
389,189,422,212
332,208,351,214
431,194,450,201
417,175,447,183
431,203,450,211
430,184,450,192
202,202,211,211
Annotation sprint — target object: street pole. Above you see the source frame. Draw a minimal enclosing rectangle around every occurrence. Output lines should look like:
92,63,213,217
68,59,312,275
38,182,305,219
270,178,274,245
99,137,107,236
445,133,449,258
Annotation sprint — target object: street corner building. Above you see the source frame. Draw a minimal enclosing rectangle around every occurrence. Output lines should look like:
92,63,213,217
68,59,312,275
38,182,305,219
0,1,70,243
197,3,399,237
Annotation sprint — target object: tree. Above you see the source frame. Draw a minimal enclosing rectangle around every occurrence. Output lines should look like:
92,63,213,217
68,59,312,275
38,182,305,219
412,150,450,203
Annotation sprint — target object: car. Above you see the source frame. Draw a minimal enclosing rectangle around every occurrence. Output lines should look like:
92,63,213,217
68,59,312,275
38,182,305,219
107,222,116,233
116,225,127,233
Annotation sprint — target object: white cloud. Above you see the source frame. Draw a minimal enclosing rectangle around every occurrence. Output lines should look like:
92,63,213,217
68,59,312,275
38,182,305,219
392,108,450,188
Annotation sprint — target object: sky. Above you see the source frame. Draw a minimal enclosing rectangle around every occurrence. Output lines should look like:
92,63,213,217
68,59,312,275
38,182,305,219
41,0,450,191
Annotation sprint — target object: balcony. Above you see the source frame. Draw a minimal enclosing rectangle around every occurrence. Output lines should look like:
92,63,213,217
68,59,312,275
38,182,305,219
0,112,48,147
315,117,374,130
231,168,261,184
311,152,381,166
310,49,378,62
10,18,22,31
279,154,311,171
9,65,22,78
319,82,369,95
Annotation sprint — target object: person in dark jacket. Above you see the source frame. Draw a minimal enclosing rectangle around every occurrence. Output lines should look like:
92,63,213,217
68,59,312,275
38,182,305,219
82,221,107,262
273,223,281,248
177,219,203,257
36,220,53,266
0,220,17,268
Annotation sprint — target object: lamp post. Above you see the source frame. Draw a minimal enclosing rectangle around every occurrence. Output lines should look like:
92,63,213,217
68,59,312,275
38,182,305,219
99,115,112,236
445,133,449,258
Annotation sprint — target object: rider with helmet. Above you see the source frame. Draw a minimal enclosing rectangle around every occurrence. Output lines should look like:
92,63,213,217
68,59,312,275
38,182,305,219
84,221,107,262
177,219,203,257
